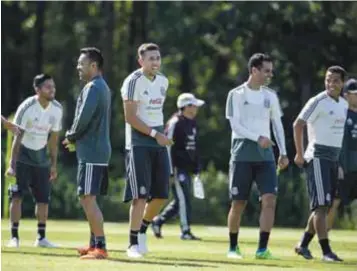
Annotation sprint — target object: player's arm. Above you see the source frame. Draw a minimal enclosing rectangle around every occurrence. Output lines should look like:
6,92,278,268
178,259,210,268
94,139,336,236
48,109,62,180
225,91,261,142
293,97,320,166
7,104,27,174
66,85,99,142
1,115,20,135
270,94,287,156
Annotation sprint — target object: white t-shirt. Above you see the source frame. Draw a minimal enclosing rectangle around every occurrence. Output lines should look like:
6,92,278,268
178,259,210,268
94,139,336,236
14,96,63,150
121,69,169,149
226,83,283,141
297,91,348,160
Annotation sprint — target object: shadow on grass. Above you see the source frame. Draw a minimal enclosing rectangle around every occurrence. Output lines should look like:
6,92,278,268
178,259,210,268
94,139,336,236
2,250,217,268
151,255,294,268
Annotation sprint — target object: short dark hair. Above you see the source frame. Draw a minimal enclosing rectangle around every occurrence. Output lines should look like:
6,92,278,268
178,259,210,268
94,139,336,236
33,73,52,88
80,47,104,69
327,66,346,81
138,43,160,58
248,53,272,73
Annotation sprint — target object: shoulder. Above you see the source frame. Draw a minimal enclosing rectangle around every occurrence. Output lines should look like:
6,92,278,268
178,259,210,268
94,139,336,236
228,84,245,97
262,86,278,97
304,91,328,107
157,72,168,84
339,96,348,108
18,95,37,111
167,114,180,127
51,100,63,113
125,69,144,83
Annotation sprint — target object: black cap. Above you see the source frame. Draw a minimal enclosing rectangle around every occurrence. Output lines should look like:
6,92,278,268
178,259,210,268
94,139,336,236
343,79,357,94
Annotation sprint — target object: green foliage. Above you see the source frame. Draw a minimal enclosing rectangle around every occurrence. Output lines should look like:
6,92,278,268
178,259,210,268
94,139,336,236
2,1,357,228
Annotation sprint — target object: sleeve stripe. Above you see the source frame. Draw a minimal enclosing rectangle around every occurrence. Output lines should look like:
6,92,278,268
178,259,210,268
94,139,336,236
226,91,234,118
70,87,92,133
301,95,327,121
15,98,36,125
127,74,142,100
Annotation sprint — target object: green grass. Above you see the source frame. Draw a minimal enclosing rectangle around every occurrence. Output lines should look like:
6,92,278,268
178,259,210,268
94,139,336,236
1,219,357,271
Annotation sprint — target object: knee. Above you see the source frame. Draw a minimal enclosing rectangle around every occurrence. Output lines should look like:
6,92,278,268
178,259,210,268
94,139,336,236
231,200,247,212
11,197,22,205
261,194,276,209
132,198,146,208
315,206,328,215
80,195,95,208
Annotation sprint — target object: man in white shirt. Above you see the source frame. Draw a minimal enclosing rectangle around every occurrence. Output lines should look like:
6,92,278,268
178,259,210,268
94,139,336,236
293,66,347,262
121,43,172,258
6,74,63,249
225,53,289,259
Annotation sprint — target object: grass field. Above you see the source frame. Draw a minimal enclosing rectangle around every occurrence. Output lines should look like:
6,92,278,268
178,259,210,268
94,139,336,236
1,219,356,271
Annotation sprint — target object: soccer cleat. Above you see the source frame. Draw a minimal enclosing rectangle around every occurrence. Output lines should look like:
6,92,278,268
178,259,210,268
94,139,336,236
126,245,143,258
322,252,343,262
255,249,279,260
295,246,313,260
34,238,58,248
138,233,148,254
181,232,201,241
6,238,19,248
77,246,95,256
80,248,108,260
227,247,243,259
151,220,163,239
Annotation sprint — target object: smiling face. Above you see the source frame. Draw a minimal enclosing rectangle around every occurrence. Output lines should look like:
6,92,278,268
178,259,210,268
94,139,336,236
325,71,344,99
77,53,96,82
252,61,273,86
36,79,56,101
139,50,161,77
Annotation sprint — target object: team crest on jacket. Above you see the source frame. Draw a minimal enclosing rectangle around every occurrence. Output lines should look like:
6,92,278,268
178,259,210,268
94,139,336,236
346,118,353,126
160,86,166,96
263,98,270,108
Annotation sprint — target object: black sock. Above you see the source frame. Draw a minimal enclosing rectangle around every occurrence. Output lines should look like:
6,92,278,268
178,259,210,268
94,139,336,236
11,222,19,239
37,223,46,240
139,219,150,234
300,232,314,248
90,232,95,248
319,239,332,255
258,231,270,251
95,236,106,250
130,230,139,246
229,232,238,251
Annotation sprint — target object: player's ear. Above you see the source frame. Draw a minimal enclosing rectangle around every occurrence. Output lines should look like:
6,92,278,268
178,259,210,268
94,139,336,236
138,57,144,67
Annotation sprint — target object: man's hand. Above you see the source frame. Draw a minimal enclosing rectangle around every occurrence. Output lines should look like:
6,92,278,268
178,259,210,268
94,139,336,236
50,165,57,182
2,118,21,136
294,154,305,168
6,166,16,177
278,155,289,170
62,138,76,152
155,133,174,147
338,166,344,180
258,136,273,149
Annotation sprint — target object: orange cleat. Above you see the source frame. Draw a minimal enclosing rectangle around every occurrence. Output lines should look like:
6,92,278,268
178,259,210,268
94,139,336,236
80,248,108,260
77,246,95,256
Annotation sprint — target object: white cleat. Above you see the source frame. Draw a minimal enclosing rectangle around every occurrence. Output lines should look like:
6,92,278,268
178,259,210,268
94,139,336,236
138,233,148,255
34,238,58,248
7,238,19,248
227,251,243,259
126,245,143,258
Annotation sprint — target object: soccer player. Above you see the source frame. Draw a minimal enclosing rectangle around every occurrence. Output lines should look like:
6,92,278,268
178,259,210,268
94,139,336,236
151,93,205,240
6,74,63,248
225,53,289,259
293,66,347,262
121,43,172,258
63,47,111,260
1,115,20,135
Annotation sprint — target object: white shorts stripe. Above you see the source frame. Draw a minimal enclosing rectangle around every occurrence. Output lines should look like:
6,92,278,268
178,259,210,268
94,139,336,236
129,150,138,198
313,158,325,205
174,179,189,231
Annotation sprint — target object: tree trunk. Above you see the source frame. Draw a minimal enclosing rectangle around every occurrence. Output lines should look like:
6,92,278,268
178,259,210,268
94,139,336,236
35,2,45,74
128,1,148,72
